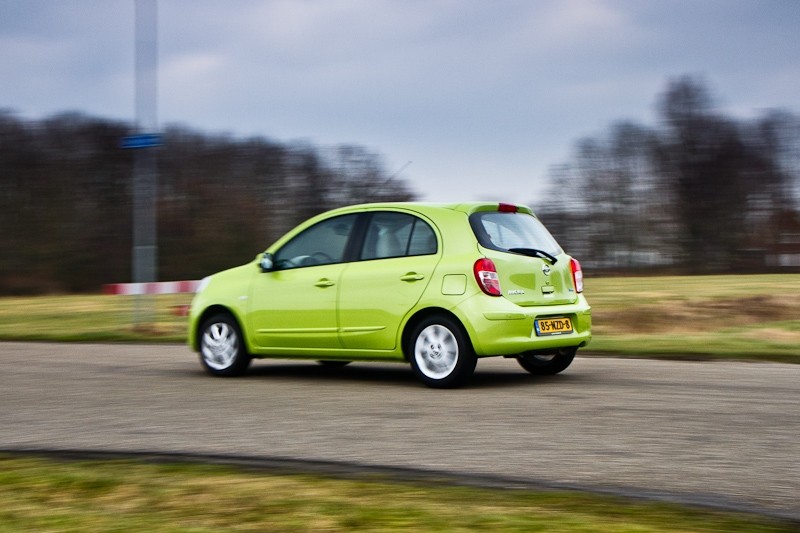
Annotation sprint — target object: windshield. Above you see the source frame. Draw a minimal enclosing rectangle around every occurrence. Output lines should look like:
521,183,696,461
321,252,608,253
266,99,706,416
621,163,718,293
469,212,563,257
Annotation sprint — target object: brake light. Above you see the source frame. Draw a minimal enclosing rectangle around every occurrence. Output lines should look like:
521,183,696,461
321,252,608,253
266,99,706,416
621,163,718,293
498,203,518,213
474,258,502,296
570,258,584,293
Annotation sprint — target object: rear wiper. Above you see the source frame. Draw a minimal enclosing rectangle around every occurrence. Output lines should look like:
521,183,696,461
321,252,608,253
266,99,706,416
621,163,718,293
508,248,558,264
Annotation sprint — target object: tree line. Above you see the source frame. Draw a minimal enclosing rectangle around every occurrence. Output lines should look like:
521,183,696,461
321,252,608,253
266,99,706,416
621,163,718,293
3,75,798,294
536,76,800,274
0,111,415,294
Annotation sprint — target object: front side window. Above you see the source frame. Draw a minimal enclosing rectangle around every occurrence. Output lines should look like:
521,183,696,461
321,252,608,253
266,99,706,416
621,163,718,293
360,212,437,260
470,212,562,256
274,214,357,270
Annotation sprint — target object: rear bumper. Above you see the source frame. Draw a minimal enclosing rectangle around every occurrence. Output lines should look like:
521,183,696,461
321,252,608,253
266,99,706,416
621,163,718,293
455,294,592,357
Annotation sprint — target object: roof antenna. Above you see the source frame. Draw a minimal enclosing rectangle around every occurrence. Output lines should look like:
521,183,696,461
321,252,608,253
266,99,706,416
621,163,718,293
388,160,413,180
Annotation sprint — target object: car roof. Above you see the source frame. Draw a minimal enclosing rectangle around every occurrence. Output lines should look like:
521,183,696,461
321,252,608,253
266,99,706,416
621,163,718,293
321,202,534,217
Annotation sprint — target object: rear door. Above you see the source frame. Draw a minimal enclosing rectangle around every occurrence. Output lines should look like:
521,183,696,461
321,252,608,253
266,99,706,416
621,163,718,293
337,211,439,351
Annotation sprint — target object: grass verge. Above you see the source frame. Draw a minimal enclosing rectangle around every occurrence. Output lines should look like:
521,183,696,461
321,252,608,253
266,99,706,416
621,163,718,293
0,455,795,532
0,293,191,343
0,274,798,362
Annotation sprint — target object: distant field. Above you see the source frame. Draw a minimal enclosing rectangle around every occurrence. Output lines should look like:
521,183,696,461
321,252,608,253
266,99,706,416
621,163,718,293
0,293,192,343
585,274,800,362
0,274,798,362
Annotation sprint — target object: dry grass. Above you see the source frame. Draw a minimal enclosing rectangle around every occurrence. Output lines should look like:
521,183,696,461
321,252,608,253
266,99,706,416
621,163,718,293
584,274,800,361
595,294,800,334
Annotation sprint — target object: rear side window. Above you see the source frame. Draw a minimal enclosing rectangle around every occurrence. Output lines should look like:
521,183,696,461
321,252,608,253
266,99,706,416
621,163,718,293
470,212,562,256
360,212,437,260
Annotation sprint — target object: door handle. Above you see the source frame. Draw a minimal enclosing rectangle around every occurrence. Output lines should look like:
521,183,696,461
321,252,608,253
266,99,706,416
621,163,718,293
400,273,425,282
314,279,335,287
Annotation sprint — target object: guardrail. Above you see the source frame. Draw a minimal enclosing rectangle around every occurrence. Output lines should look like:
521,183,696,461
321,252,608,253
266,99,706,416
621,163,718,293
103,280,201,296
103,281,201,316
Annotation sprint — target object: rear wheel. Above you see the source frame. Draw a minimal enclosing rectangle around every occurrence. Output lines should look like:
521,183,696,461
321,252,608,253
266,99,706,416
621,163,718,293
198,313,251,377
516,347,576,375
408,315,476,388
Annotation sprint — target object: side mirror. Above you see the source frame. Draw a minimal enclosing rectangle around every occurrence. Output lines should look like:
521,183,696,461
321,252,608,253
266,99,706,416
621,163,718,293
259,252,274,272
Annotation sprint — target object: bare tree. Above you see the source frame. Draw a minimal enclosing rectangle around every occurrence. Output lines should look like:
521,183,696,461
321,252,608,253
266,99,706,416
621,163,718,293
0,112,418,294
539,75,800,274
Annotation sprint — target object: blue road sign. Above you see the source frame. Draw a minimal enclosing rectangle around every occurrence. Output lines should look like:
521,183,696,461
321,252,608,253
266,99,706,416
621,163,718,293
121,133,162,149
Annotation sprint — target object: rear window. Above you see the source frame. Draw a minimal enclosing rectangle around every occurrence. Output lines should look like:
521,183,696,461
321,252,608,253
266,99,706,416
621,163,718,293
469,212,562,256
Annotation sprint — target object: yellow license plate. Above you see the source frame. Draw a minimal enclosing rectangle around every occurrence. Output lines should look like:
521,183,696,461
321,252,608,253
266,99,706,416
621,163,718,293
534,317,573,336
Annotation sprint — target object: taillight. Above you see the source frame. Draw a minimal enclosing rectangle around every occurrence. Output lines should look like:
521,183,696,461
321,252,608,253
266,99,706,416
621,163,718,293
570,258,584,293
498,203,518,213
474,258,502,296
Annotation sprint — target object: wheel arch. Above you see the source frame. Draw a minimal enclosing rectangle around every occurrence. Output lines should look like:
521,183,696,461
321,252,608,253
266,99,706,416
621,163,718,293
401,307,473,362
193,305,249,354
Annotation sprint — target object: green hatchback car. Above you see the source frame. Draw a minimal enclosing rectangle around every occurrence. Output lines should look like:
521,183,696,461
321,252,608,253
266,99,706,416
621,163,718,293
189,202,591,388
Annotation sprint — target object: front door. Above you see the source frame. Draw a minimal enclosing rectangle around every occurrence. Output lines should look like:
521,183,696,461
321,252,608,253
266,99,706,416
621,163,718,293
248,213,358,351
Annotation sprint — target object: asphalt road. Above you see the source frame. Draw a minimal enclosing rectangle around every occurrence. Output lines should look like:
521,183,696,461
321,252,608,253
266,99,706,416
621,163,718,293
2,342,798,520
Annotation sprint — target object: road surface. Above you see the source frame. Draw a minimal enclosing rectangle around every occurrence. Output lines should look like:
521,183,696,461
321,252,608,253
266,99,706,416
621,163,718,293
1,342,798,520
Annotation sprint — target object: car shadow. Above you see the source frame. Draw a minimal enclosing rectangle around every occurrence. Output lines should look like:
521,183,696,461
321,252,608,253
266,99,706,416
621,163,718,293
223,360,583,390
246,361,418,387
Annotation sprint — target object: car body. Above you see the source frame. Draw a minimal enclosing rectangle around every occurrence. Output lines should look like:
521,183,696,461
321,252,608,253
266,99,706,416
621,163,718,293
189,202,591,387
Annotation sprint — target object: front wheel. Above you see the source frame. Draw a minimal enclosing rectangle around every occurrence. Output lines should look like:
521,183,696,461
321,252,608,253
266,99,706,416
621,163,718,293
198,313,251,377
408,315,476,388
516,347,576,375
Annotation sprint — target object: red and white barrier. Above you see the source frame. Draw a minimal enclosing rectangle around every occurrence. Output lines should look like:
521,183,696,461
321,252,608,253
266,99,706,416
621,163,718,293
103,280,202,296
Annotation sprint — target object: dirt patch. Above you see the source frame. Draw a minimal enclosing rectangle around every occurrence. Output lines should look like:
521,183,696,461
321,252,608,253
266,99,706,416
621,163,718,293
594,295,800,334
739,328,800,343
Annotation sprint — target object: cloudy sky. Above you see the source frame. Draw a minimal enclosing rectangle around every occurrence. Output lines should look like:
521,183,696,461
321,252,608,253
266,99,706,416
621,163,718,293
1,0,798,202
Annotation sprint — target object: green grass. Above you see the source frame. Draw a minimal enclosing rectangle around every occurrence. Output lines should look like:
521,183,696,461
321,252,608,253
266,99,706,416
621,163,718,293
0,274,799,362
0,455,795,532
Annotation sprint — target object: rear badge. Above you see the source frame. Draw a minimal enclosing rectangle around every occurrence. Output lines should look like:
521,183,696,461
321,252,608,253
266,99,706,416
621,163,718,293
542,264,551,276
507,289,525,295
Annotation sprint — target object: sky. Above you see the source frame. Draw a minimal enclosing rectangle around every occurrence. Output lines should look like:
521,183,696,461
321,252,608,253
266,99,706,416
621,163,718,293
1,0,799,203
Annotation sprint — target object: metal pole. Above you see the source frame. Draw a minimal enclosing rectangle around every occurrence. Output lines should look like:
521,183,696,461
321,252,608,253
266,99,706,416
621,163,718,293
132,0,158,328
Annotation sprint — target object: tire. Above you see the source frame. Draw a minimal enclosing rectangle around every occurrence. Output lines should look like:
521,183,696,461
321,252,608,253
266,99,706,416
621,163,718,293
198,313,251,377
407,315,476,388
516,347,576,375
